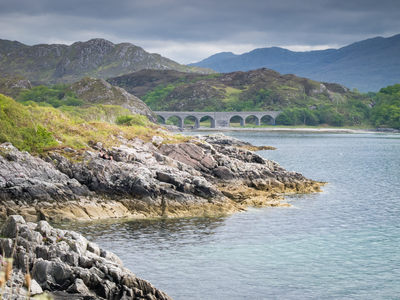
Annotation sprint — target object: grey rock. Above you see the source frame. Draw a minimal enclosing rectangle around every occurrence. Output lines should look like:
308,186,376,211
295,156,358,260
151,136,164,147
213,166,235,180
79,256,95,268
37,220,53,237
30,279,44,295
0,143,90,204
1,215,26,238
67,278,91,295
87,241,101,256
19,224,43,244
0,131,318,224
32,259,52,287
100,250,123,266
0,238,13,257
0,216,171,299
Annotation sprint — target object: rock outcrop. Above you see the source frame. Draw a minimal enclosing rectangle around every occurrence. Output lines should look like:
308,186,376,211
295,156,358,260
0,215,171,299
68,77,156,122
0,75,32,98
0,133,323,222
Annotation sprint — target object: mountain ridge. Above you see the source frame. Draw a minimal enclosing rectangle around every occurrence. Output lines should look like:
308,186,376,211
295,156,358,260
0,38,212,84
190,34,400,92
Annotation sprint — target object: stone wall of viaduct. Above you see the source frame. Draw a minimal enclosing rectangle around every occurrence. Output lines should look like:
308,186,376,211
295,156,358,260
154,111,282,128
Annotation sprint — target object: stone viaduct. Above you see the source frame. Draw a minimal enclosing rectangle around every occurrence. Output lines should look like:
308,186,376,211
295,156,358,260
154,111,282,128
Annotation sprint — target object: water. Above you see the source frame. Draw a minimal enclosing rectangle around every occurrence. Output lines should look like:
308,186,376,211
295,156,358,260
70,132,400,299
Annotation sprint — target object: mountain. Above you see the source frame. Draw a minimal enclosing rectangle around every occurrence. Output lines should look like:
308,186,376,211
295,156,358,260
0,38,212,85
189,34,400,92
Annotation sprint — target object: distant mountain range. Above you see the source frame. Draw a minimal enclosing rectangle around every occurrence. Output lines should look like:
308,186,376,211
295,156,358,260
190,34,400,92
0,38,211,84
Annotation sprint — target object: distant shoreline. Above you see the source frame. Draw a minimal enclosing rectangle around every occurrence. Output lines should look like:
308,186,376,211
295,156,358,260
180,127,400,134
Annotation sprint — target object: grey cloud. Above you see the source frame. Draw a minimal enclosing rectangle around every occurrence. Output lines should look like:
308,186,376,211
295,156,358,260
0,0,399,62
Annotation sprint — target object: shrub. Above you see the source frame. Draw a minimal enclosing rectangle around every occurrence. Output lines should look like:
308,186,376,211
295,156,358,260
115,114,148,126
17,85,84,108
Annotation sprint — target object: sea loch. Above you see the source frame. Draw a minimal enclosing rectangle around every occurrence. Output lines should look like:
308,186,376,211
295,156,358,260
71,131,400,300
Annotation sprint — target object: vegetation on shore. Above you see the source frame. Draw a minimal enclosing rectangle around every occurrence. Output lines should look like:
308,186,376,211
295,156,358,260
1,73,399,146
0,93,184,154
370,84,400,129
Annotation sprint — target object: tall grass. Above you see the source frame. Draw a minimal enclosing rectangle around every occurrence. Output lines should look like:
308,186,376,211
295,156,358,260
0,93,185,154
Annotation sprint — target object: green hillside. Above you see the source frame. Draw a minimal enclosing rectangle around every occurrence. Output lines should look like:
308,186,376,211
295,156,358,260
371,84,400,129
109,68,374,127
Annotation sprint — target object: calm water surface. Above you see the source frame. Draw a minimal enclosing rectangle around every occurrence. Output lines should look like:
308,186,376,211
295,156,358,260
71,132,400,299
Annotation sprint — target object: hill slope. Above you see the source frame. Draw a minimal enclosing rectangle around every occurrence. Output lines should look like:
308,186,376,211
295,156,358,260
108,68,372,126
68,77,156,121
0,38,211,84
190,34,400,92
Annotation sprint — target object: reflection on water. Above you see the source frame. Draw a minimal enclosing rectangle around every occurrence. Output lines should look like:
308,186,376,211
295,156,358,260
63,216,226,251
64,132,400,300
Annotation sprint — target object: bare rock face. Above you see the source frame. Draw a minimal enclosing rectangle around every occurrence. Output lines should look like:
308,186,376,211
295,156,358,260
0,142,90,203
0,215,171,300
0,133,323,221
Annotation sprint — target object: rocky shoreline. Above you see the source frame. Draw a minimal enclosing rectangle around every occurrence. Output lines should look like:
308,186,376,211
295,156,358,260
0,215,171,299
0,133,324,299
0,133,323,222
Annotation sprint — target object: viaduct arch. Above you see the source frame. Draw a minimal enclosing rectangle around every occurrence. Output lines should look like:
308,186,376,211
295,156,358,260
154,111,282,129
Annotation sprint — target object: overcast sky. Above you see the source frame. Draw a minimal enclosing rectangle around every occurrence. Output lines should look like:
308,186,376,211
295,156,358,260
0,0,399,63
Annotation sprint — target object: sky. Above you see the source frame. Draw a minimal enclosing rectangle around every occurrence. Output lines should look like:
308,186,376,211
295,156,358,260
0,0,399,64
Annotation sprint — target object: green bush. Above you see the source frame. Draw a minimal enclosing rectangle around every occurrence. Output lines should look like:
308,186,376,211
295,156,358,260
17,85,83,108
276,108,319,126
115,114,148,126
142,84,176,109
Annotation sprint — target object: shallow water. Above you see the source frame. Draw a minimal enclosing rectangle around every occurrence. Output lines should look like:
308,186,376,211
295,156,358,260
71,132,400,299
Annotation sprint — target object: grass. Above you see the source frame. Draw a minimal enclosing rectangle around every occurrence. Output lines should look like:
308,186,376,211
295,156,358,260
0,93,187,154
0,94,58,153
